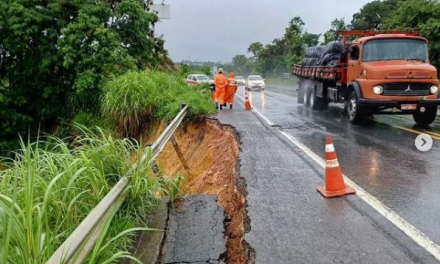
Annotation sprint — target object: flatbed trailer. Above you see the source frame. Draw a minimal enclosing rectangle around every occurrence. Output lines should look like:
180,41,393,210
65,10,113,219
292,30,440,126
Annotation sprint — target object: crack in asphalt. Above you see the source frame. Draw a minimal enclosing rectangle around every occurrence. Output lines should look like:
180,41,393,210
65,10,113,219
156,199,171,264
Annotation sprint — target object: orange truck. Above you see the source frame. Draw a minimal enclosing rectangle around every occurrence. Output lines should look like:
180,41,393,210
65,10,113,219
292,30,440,126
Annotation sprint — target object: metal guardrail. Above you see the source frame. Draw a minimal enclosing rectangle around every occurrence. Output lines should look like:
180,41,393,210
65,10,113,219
46,105,189,264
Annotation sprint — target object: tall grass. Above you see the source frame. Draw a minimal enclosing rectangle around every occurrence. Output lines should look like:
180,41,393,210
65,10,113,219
0,124,180,264
102,70,216,137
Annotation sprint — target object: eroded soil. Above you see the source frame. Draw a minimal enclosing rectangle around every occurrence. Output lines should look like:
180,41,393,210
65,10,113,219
151,117,245,264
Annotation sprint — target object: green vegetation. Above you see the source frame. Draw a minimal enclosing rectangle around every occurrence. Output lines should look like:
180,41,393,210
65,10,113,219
179,64,213,77
0,1,216,261
102,71,216,137
231,17,318,78
0,0,171,153
231,0,440,77
383,0,440,70
0,125,180,263
265,76,298,88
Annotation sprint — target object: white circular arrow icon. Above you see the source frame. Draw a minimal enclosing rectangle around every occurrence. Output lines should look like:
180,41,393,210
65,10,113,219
415,134,433,152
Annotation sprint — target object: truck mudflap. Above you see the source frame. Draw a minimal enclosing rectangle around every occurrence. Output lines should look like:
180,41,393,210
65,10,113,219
358,99,440,107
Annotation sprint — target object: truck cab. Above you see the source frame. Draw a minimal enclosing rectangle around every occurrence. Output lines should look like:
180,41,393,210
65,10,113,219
345,33,439,125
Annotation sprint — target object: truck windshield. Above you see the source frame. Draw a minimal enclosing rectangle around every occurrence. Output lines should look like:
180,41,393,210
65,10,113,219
362,39,428,62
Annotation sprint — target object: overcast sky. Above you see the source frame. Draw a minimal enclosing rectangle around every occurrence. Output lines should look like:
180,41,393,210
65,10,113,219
155,0,373,62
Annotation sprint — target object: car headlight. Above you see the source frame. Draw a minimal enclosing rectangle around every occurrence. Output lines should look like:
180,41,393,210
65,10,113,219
430,85,438,94
373,85,383,95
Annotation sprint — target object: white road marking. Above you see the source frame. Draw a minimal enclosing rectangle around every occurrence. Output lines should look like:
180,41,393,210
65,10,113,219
235,92,440,261
237,94,275,126
278,131,440,261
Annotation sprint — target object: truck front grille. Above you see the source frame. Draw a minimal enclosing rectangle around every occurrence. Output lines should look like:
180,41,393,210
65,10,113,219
382,83,431,96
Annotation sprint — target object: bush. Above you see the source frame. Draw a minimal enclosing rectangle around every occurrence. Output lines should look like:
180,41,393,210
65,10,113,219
102,70,216,137
72,112,110,133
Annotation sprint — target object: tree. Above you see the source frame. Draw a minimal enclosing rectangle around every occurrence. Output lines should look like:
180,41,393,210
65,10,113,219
350,0,404,30
0,0,166,152
232,54,250,75
240,16,320,77
247,42,264,58
321,18,348,45
238,16,324,77
383,0,440,69
285,16,306,67
200,65,211,76
303,32,321,47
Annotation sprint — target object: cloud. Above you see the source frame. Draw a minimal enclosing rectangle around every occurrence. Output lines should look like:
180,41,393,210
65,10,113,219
155,0,373,62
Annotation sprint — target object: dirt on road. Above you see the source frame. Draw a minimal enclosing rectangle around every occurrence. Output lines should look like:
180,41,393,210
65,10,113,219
149,116,245,264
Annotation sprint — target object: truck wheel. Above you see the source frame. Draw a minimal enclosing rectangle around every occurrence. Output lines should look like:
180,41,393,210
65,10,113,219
304,86,311,107
297,78,305,104
413,106,437,127
310,88,329,110
346,91,364,124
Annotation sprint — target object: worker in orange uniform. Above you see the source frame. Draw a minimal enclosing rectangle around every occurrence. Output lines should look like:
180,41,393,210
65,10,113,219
214,68,228,110
224,72,238,109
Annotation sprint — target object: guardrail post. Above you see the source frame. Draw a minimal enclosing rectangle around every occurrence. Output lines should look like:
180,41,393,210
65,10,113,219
144,142,161,174
170,135,190,171
167,121,190,171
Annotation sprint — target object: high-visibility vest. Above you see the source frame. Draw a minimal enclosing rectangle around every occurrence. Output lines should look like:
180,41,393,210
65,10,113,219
227,78,237,91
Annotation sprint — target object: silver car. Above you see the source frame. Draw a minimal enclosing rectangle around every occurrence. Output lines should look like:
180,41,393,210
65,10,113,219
245,75,265,91
236,76,246,85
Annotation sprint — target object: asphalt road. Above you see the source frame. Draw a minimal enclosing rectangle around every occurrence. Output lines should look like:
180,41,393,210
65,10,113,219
215,86,440,263
239,83,440,250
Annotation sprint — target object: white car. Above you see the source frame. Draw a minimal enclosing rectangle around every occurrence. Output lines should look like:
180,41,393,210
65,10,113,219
236,76,246,85
245,75,265,91
186,74,211,85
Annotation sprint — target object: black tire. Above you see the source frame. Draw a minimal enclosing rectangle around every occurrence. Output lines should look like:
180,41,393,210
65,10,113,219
346,91,364,124
230,104,233,109
297,79,305,104
310,88,329,110
413,106,437,127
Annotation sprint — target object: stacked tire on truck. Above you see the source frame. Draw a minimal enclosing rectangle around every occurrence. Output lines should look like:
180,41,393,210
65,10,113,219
298,41,348,110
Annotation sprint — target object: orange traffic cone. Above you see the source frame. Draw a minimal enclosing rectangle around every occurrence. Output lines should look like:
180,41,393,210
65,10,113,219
317,136,356,198
244,92,252,110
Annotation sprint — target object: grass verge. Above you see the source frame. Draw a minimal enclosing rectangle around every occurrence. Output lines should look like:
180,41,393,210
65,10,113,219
102,70,216,138
0,124,181,264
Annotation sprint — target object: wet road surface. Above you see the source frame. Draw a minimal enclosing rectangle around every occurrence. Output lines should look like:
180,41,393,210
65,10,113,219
216,91,439,263
239,84,440,249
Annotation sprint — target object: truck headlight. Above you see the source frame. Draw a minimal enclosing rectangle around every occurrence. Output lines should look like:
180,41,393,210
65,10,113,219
430,85,438,94
373,85,383,95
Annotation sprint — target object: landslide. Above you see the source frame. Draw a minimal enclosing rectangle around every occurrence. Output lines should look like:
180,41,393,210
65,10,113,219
148,116,245,264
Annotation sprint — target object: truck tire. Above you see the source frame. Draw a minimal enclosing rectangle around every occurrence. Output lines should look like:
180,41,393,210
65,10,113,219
297,78,305,104
304,86,311,107
346,91,364,124
413,106,437,127
310,88,329,110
